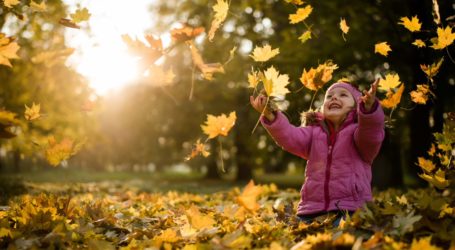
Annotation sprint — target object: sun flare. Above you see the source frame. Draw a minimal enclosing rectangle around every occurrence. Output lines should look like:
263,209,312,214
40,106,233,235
65,0,156,96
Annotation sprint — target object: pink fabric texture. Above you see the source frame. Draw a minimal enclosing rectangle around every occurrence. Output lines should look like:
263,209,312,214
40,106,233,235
261,100,385,215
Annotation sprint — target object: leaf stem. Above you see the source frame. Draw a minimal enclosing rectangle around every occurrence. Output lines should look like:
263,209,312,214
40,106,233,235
251,96,270,134
308,89,318,111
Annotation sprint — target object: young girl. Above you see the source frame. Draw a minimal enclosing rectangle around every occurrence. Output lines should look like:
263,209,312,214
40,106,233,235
250,80,385,225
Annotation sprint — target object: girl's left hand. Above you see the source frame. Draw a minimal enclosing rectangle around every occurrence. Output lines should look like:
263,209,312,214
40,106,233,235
361,78,379,112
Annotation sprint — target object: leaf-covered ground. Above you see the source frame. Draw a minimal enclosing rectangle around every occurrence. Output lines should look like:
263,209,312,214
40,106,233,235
0,181,454,249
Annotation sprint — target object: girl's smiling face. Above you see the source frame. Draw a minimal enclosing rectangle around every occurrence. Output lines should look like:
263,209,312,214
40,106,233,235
322,87,355,125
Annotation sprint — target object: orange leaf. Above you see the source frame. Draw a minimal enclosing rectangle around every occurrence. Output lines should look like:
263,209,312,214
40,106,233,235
380,84,404,109
170,25,205,43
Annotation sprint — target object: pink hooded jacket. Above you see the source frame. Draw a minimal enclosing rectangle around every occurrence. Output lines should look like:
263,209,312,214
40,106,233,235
261,96,385,215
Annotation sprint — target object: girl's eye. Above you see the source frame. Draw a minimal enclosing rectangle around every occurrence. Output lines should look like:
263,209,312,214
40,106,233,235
326,95,332,99
341,93,347,97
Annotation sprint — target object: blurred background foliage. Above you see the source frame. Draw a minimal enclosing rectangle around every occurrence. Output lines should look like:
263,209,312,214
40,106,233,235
0,0,454,190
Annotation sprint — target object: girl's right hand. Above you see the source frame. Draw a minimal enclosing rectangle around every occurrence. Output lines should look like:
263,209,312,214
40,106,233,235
250,95,276,121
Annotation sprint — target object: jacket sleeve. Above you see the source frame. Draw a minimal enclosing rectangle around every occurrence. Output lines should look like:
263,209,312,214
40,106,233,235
354,100,385,164
261,112,313,159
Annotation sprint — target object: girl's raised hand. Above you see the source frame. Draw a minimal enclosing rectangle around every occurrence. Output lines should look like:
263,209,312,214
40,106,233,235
250,94,275,121
361,78,379,112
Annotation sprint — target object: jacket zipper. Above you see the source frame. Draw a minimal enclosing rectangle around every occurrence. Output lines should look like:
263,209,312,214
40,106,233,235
323,145,333,211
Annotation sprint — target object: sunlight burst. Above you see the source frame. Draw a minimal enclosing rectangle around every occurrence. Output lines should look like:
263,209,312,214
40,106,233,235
65,0,156,95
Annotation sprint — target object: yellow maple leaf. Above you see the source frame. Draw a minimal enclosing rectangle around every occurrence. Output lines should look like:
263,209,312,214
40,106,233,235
300,61,338,91
262,66,290,97
428,143,436,156
289,5,313,24
249,44,280,62
30,0,46,12
284,0,305,5
236,180,263,212
417,157,435,173
412,39,426,48
410,84,431,104
188,41,225,80
398,16,422,32
431,26,455,50
44,136,84,167
340,18,350,34
439,204,454,218
70,7,91,23
0,34,20,67
208,0,229,41
248,70,260,88
420,58,443,80
185,139,210,161
4,0,20,8
24,102,41,121
378,73,402,91
410,236,442,250
419,169,450,189
122,34,163,70
185,205,216,230
153,228,179,245
298,30,312,43
201,111,236,139
380,84,404,109
375,42,392,56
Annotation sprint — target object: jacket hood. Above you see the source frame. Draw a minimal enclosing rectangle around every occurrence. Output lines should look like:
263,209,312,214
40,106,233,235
301,108,357,128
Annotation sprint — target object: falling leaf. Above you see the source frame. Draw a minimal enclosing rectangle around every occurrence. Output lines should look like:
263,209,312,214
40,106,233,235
208,0,229,41
419,169,450,189
170,25,205,43
298,30,312,43
24,103,41,121
378,73,402,91
300,61,338,91
30,0,46,12
201,111,236,139
420,58,443,80
340,18,350,35
410,84,432,104
410,236,442,250
398,16,422,32
375,42,392,56
236,180,263,212
59,18,80,29
430,26,455,50
122,34,163,71
248,70,260,89
262,66,290,97
0,34,20,67
289,5,313,24
392,211,422,235
188,41,225,80
44,136,84,167
185,139,210,161
185,205,216,230
70,7,91,23
380,84,404,109
431,0,441,25
4,0,20,8
249,45,280,62
412,39,426,48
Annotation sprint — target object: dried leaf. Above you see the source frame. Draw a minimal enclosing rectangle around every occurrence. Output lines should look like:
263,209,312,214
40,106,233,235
24,103,41,121
300,61,338,91
430,26,455,50
399,16,422,32
380,84,404,109
289,5,313,24
378,73,402,91
262,66,290,97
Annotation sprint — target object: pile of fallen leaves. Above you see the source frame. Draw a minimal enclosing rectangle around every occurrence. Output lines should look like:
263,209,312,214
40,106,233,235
0,181,454,249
